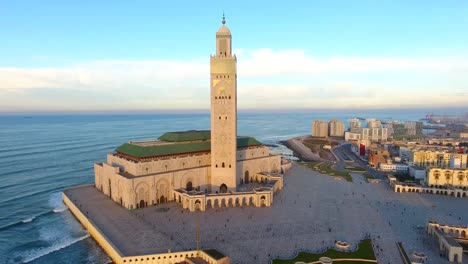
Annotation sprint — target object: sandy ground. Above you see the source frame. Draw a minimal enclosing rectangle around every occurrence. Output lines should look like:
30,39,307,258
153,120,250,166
65,163,468,264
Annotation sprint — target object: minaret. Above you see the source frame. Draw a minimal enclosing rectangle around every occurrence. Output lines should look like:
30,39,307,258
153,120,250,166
210,15,237,193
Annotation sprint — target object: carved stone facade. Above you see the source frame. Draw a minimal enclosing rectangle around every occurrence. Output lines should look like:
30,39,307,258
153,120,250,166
93,17,284,211
210,21,237,193
95,145,281,210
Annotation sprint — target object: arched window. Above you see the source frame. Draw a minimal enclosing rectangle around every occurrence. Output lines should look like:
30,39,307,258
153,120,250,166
186,181,193,191
445,171,452,182
220,183,228,193
222,162,225,168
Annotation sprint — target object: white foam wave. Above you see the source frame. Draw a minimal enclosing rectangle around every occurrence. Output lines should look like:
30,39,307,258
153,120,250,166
22,216,36,223
53,208,68,213
49,191,68,213
22,234,90,263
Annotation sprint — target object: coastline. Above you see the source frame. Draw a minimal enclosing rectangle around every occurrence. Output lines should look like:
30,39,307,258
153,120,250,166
63,185,230,264
281,136,327,162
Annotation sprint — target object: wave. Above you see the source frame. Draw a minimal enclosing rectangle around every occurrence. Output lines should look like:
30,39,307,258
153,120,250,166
53,208,68,213
0,186,65,205
0,211,54,231
22,234,90,263
0,141,112,161
22,216,36,223
0,192,69,231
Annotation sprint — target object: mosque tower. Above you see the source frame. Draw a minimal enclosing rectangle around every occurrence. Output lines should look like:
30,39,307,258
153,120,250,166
210,15,237,193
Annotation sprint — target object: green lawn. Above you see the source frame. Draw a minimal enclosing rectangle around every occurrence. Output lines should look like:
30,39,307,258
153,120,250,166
272,239,376,264
301,162,353,182
345,166,366,172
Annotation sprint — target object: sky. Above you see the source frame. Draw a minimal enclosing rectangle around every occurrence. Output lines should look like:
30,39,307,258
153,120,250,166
1,0,468,113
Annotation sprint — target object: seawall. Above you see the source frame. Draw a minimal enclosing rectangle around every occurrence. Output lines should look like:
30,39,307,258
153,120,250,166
63,185,229,264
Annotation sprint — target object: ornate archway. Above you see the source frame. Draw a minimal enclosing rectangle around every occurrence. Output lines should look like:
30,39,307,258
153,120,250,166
220,183,228,193
156,179,169,204
186,181,193,191
135,182,149,208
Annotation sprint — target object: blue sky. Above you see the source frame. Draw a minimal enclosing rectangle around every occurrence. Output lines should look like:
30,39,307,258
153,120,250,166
1,0,468,112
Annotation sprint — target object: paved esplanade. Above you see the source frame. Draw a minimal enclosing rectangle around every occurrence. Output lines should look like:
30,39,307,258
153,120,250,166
65,163,468,264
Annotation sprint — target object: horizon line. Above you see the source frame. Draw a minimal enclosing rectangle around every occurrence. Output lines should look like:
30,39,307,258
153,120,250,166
1,106,468,116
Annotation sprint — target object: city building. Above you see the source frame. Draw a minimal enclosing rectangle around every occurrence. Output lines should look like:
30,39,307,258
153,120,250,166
460,132,468,139
349,127,387,142
345,131,361,141
368,147,391,168
426,168,468,187
383,123,394,137
366,118,381,128
328,119,345,137
379,163,409,173
427,221,465,264
93,17,283,211
412,151,467,168
312,120,329,138
399,147,413,163
404,121,423,136
348,118,361,129
428,138,460,146
409,166,426,180
387,121,423,140
450,156,463,169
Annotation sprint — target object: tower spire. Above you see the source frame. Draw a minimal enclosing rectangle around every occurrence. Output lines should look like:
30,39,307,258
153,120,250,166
222,12,226,25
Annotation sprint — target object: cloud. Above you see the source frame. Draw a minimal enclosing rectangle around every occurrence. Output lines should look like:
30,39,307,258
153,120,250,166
236,49,468,76
1,49,468,111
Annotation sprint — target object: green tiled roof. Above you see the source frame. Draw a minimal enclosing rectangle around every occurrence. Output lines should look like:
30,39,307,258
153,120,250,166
158,130,211,142
116,136,262,158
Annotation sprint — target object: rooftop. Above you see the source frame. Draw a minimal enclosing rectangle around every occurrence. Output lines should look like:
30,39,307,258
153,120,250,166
116,130,262,158
158,130,211,142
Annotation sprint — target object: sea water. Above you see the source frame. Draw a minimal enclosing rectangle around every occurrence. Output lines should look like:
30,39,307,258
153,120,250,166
0,110,449,263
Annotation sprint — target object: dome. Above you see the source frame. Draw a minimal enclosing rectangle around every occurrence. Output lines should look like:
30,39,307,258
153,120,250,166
217,25,231,34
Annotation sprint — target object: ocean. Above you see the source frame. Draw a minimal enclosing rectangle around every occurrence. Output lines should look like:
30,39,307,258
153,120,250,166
0,110,451,263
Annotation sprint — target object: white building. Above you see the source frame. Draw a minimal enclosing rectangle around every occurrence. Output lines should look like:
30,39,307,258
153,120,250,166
349,127,387,142
379,163,409,173
348,118,361,129
450,156,462,169
345,131,361,141
409,166,426,180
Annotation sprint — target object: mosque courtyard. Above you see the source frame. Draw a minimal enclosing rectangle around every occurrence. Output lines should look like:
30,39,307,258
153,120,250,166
65,163,468,264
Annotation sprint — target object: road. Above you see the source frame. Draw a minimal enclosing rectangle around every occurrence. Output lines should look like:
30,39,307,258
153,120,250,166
332,143,387,179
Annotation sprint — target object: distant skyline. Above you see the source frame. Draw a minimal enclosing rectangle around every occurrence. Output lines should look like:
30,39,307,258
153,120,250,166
1,0,468,112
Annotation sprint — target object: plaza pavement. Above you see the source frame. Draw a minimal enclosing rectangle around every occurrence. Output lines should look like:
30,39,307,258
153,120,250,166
65,163,468,264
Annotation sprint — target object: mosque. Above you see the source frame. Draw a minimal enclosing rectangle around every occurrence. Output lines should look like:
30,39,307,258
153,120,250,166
94,16,284,211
